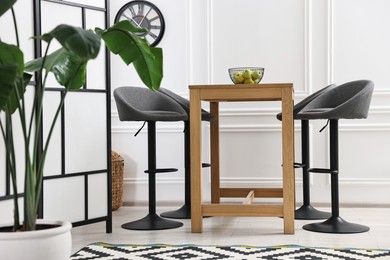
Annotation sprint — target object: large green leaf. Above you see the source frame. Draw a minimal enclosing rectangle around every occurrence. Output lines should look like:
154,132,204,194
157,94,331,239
25,48,87,90
0,0,16,17
97,20,163,90
38,25,101,61
0,64,18,111
7,72,32,114
0,41,24,75
133,47,163,90
0,42,29,113
97,21,152,64
95,19,146,38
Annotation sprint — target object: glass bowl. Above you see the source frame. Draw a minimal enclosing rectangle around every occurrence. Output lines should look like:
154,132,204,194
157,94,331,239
228,67,264,84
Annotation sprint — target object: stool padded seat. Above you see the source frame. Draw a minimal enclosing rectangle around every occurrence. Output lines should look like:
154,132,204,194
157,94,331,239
297,80,374,120
158,88,216,122
114,86,188,122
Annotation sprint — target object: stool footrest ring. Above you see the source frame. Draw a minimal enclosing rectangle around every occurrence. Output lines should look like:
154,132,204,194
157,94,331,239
281,162,305,168
144,168,178,174
308,168,338,174
294,162,305,168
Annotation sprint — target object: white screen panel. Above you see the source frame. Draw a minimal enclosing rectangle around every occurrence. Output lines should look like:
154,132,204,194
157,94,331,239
0,198,23,226
69,0,105,9
85,10,106,90
43,92,62,176
88,173,108,218
0,0,35,63
41,1,82,89
0,98,34,196
41,1,82,35
65,93,107,173
0,113,5,196
9,87,35,190
43,176,84,222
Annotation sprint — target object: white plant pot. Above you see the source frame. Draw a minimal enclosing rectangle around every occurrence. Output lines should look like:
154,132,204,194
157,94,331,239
0,219,72,260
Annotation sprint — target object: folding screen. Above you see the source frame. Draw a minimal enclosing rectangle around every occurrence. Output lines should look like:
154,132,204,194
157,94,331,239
0,0,112,233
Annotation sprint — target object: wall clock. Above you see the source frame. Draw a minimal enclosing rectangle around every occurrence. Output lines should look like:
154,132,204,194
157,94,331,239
115,0,165,47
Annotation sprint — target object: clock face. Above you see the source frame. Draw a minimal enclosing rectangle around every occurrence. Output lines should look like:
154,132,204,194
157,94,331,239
115,1,165,47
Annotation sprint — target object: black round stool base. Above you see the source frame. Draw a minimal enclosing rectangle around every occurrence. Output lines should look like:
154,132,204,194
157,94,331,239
121,213,183,230
161,204,191,219
295,205,331,220
303,216,370,234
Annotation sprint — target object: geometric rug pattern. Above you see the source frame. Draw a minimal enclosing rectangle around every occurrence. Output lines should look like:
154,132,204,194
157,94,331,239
70,242,390,260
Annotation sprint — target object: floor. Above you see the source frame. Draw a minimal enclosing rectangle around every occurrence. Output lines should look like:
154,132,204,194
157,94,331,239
71,206,390,254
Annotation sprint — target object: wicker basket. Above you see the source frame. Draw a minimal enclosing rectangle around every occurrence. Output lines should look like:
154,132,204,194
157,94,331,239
111,151,124,211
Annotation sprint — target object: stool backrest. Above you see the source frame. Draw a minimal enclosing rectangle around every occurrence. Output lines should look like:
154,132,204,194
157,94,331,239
300,80,374,119
158,88,190,114
293,84,336,116
277,84,336,120
114,86,187,121
159,88,215,122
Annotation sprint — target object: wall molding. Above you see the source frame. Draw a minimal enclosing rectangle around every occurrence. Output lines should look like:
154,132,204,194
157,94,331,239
218,124,301,133
339,178,390,185
219,177,282,186
217,108,283,117
112,124,185,134
123,176,305,188
124,177,184,185
372,89,390,97
124,177,390,191
369,106,390,114
112,105,390,121
339,123,390,132
327,0,334,84
304,0,312,95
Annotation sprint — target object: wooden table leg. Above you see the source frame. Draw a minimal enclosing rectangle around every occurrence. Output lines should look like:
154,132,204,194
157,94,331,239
282,88,295,234
210,102,220,204
190,89,203,232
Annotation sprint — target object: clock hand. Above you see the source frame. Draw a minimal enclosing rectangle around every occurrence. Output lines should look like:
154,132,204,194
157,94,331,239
123,14,141,27
138,7,152,28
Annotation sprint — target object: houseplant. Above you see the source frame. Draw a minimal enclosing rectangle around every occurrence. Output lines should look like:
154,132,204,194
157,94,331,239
0,0,163,259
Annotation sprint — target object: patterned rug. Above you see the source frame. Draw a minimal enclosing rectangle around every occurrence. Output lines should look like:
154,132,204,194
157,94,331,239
70,242,390,260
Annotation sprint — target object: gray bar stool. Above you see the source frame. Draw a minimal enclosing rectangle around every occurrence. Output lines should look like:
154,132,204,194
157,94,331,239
114,86,187,230
158,88,215,219
297,79,374,233
277,84,335,220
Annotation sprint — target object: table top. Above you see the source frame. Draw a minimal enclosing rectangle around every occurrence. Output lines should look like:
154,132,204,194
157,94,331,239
189,83,293,102
189,83,293,89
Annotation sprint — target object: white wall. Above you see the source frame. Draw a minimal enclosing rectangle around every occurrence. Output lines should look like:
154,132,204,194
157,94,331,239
111,0,390,206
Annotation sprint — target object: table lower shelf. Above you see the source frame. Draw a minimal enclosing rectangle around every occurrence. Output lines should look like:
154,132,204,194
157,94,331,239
202,204,283,217
204,187,285,217
219,187,283,198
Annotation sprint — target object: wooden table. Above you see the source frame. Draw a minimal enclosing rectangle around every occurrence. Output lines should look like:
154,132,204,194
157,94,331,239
189,83,295,234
